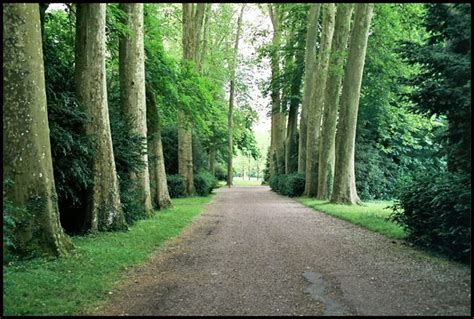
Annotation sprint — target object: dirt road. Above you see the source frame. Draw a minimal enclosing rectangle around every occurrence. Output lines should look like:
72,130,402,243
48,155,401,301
94,186,471,316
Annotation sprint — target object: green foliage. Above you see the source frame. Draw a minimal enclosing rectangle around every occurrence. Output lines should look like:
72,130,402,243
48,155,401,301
269,172,305,197
166,175,186,198
298,198,406,240
3,180,25,263
355,3,443,200
214,164,228,181
42,8,95,233
400,3,471,174
193,170,219,196
3,196,213,315
390,171,471,262
161,126,210,175
107,77,148,224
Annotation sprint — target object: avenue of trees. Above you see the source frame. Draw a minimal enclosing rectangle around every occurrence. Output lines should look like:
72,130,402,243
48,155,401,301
3,3,471,262
262,3,470,261
3,3,258,259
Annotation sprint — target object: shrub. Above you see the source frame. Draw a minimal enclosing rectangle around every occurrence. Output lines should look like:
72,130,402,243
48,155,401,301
269,174,285,194
284,172,305,197
389,171,471,262
194,170,218,196
214,164,227,181
167,175,186,198
269,173,305,197
109,88,148,225
3,180,30,263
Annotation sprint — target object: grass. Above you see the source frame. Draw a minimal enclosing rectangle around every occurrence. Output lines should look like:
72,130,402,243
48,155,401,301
3,195,214,316
232,178,263,186
297,197,406,240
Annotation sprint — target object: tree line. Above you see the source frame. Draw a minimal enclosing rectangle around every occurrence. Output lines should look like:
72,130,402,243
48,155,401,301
3,3,258,259
262,3,470,261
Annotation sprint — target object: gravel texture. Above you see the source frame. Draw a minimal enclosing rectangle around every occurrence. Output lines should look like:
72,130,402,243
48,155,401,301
93,186,471,316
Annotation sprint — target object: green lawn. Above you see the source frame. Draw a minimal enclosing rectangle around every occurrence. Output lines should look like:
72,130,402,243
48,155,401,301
297,197,406,240
232,178,263,186
3,196,213,316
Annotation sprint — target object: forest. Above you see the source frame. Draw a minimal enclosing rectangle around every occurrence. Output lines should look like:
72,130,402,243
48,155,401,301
3,3,471,316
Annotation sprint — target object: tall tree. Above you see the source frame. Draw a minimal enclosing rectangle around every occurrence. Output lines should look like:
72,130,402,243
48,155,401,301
3,3,73,256
268,3,286,176
331,3,374,204
179,3,206,195
304,3,336,197
284,9,306,174
119,3,153,215
298,4,321,173
227,4,246,187
75,4,126,230
317,4,354,200
146,85,172,209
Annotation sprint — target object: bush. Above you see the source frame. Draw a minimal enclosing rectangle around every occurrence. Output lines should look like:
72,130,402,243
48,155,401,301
194,170,218,196
284,172,306,197
389,171,471,262
109,86,149,225
167,175,186,198
3,180,30,263
214,164,227,181
269,172,305,197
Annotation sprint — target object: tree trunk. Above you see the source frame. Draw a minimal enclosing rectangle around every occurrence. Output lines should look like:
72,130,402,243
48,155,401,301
146,85,172,209
119,3,153,215
227,4,245,187
331,3,374,205
269,4,286,176
317,4,354,200
285,33,306,174
75,4,126,231
298,4,321,173
209,146,216,176
304,4,336,197
3,3,73,257
179,3,206,196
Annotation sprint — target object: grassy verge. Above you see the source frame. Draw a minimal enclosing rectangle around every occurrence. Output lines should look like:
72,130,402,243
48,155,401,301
297,197,406,240
3,196,213,316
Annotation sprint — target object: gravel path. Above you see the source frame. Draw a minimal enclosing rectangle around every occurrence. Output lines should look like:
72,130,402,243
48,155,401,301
94,186,471,316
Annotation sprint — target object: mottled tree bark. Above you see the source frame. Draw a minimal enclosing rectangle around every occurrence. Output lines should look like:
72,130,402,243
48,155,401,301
146,85,172,209
317,4,354,200
298,4,321,173
269,4,286,176
331,4,374,205
3,3,73,256
75,4,126,231
304,4,336,197
119,3,153,215
227,4,245,187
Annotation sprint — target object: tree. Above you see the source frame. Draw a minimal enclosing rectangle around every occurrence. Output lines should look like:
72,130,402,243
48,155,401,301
304,3,336,197
298,4,321,173
119,3,153,215
331,3,374,204
227,4,246,187
317,4,354,200
268,3,286,176
179,3,206,196
75,4,126,230
402,3,471,175
146,84,172,209
3,3,73,256
282,4,307,174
